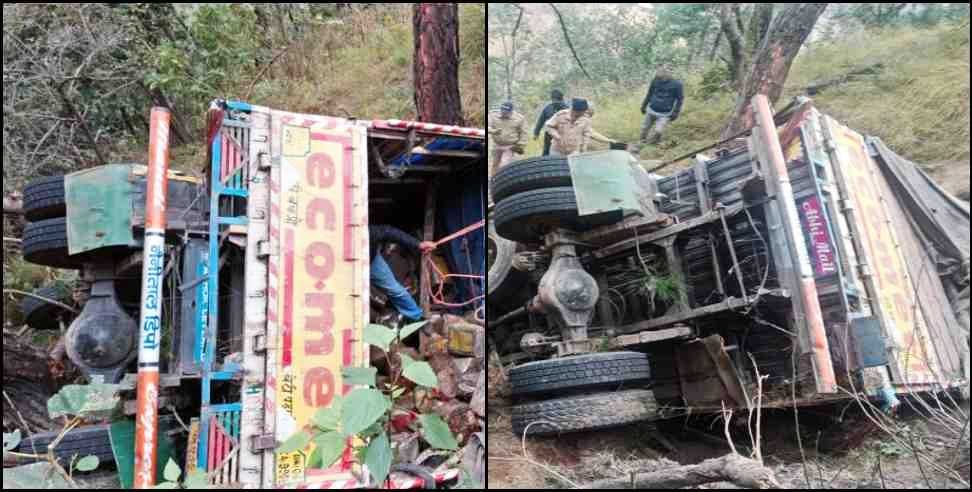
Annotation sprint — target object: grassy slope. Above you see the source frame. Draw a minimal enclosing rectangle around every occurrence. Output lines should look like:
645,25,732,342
122,5,486,174
249,5,485,126
518,24,970,185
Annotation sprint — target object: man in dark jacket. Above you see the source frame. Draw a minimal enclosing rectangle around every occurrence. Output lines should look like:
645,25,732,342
534,89,569,156
370,225,436,321
639,65,684,146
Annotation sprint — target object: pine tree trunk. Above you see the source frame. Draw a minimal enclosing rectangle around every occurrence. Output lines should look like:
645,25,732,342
722,4,828,139
413,3,463,125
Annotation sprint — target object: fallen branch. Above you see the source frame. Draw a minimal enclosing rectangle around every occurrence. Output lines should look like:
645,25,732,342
244,45,291,100
581,454,781,489
804,63,884,96
3,289,79,314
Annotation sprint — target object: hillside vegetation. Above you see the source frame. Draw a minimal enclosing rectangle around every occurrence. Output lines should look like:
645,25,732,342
515,23,969,193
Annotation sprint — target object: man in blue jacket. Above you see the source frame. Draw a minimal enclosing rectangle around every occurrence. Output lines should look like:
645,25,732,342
370,225,436,321
639,65,684,147
534,89,568,156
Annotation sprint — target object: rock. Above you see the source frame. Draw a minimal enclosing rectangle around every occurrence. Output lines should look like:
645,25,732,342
463,431,485,485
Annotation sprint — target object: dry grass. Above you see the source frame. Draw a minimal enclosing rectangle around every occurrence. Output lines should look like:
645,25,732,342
510,22,970,174
241,4,485,127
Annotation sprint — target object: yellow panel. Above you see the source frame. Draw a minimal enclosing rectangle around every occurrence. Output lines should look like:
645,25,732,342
270,114,368,485
832,125,939,385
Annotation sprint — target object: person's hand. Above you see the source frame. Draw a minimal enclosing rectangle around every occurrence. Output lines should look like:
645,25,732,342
420,241,436,254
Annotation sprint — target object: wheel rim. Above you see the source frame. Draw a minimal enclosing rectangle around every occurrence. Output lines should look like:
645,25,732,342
487,234,498,273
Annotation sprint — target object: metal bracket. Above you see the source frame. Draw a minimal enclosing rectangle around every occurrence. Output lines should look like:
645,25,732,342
253,334,267,354
250,434,277,452
257,240,271,259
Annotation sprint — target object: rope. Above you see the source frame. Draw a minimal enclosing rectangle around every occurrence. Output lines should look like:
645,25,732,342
423,219,486,308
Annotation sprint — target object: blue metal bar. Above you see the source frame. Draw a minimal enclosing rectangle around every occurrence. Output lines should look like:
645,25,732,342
207,403,242,414
199,124,223,470
221,187,249,198
210,370,242,381
226,101,252,112
217,216,248,226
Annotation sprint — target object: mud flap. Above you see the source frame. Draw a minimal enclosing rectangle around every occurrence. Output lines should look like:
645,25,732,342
675,335,748,408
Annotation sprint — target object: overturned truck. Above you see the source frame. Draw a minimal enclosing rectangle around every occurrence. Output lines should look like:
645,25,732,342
487,95,970,436
12,101,487,488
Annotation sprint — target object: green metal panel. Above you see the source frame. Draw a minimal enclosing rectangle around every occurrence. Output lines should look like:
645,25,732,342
568,150,655,217
109,417,177,489
65,164,138,255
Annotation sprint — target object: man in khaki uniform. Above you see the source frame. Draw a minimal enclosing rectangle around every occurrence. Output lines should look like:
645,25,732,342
544,98,592,157
487,102,528,177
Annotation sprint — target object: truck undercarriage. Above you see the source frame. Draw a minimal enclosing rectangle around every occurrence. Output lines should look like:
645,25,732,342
487,95,970,437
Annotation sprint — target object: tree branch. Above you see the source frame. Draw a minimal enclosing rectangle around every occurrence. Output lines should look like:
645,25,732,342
581,454,781,489
549,3,593,81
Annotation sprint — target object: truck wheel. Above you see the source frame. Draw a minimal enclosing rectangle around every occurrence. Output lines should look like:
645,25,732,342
23,176,67,221
23,217,82,269
487,220,528,310
491,156,572,203
512,389,658,436
14,424,115,468
21,284,74,330
510,351,652,398
493,187,622,244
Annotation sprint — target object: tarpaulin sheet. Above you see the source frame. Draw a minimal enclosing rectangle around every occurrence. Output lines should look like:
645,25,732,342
869,137,970,270
437,164,486,310
389,137,484,169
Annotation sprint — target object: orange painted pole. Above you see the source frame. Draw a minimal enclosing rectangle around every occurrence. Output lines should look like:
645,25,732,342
134,107,171,488
751,94,837,394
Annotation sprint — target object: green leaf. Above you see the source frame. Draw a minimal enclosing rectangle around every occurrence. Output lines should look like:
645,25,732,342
342,367,378,387
341,388,391,437
398,320,428,341
419,414,458,450
314,432,348,470
359,422,385,439
312,395,344,432
3,430,22,452
184,470,210,489
365,432,392,484
402,360,439,388
75,455,100,472
277,430,312,454
364,324,397,351
162,457,180,482
306,443,323,469
47,382,121,419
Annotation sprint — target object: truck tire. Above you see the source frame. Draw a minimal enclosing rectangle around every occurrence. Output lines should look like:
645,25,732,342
510,351,652,398
512,389,658,436
491,156,572,203
493,187,622,244
21,284,74,330
487,221,528,310
23,217,82,269
14,424,115,468
23,176,67,221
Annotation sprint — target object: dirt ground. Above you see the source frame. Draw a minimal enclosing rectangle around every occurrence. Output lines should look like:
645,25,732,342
487,384,971,489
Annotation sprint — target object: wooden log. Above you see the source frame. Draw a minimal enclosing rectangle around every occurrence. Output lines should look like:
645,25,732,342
582,454,781,489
